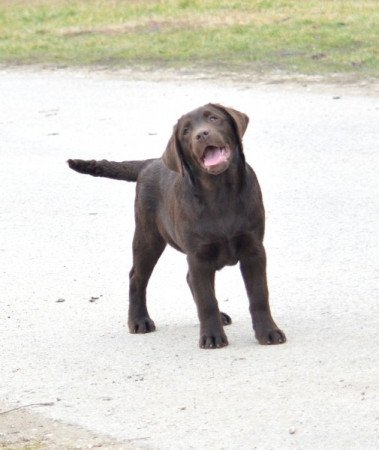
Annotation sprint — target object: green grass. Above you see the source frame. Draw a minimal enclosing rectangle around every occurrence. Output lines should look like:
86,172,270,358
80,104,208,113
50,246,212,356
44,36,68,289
0,0,378,77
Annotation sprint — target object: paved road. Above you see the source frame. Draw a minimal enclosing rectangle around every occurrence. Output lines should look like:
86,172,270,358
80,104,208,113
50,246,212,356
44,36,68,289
0,69,378,449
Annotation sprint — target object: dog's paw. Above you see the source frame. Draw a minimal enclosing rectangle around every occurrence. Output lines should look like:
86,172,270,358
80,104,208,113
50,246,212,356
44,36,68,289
128,317,156,334
199,329,228,349
220,311,232,326
255,327,286,345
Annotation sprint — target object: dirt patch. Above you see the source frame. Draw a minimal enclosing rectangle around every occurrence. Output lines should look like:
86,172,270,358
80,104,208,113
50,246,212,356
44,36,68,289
58,12,291,37
3,64,377,97
0,403,138,450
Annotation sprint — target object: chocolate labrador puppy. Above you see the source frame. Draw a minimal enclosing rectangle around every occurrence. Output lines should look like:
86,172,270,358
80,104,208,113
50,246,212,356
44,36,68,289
68,104,286,349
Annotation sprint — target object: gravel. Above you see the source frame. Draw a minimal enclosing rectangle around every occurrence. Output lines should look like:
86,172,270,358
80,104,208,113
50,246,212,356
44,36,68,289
0,68,378,449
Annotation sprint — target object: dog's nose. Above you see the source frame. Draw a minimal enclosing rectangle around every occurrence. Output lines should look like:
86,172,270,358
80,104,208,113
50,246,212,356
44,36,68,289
195,129,209,141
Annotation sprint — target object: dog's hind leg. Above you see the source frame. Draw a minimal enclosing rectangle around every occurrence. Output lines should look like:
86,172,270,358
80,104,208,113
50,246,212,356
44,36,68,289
128,227,166,334
220,312,232,326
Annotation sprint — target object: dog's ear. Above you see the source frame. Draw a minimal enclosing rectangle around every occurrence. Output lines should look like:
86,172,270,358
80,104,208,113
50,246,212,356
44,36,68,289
162,125,184,175
210,104,249,139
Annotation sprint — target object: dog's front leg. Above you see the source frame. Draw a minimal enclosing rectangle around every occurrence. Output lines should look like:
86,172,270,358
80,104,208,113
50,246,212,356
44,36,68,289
240,244,286,345
187,255,228,349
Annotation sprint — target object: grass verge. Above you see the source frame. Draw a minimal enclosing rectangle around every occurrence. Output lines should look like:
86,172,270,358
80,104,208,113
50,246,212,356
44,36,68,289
0,0,378,77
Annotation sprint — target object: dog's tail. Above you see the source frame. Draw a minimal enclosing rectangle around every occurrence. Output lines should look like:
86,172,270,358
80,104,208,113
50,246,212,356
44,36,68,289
67,158,156,182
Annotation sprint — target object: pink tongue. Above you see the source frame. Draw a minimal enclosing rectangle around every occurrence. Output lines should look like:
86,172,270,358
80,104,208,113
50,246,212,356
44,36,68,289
204,147,224,167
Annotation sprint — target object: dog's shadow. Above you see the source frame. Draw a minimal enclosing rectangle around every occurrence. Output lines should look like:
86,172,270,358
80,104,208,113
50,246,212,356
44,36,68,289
106,314,259,355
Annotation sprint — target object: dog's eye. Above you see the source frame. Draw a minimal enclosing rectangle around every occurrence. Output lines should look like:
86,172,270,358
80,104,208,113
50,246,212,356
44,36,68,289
209,116,218,122
183,128,190,136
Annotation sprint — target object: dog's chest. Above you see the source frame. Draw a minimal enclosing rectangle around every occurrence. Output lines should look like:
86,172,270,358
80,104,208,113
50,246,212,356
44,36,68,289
196,237,243,269
185,203,256,268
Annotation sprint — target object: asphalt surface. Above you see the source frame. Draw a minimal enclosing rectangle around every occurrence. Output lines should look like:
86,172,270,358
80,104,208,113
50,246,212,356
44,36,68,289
0,69,378,449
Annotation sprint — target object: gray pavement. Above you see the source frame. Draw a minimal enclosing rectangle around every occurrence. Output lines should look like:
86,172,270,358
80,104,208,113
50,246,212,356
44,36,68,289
0,69,378,449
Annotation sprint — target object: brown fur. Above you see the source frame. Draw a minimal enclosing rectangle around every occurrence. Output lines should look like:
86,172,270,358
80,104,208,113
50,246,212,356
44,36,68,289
68,104,286,349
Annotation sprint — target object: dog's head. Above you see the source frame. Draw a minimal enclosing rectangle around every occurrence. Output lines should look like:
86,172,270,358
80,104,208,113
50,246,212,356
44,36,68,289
162,104,249,177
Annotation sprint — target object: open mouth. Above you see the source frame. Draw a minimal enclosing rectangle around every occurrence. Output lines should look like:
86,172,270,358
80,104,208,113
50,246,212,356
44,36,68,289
202,145,230,168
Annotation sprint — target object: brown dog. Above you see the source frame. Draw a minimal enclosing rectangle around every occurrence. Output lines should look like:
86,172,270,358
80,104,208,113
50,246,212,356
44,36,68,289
68,104,286,349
